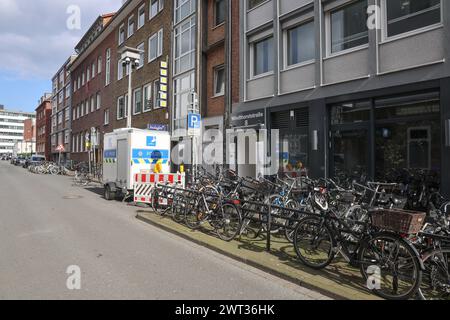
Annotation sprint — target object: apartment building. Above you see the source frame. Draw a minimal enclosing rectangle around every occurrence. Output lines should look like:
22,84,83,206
0,107,36,156
50,55,77,162
112,0,171,131
35,95,53,160
70,13,116,163
233,0,450,197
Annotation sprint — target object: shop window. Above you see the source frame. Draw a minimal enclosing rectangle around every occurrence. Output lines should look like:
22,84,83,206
331,101,371,125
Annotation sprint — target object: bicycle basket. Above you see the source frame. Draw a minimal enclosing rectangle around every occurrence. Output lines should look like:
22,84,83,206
370,209,426,234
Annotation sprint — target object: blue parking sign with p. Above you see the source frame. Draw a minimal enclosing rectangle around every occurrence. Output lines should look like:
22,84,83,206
188,113,201,129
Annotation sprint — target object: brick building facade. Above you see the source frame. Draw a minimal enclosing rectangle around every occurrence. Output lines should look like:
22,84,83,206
70,14,116,163
51,55,77,162
35,95,52,160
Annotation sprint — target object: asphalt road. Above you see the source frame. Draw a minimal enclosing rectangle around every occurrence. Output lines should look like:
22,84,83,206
0,160,329,300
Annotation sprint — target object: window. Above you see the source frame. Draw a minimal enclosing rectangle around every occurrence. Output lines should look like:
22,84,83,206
153,80,161,109
118,61,124,80
98,56,102,74
117,96,125,119
64,131,69,144
175,0,194,24
119,24,125,45
214,66,225,96
73,108,77,121
104,109,110,125
173,72,195,131
137,42,145,68
65,109,70,121
80,102,84,117
150,0,164,19
128,15,135,38
385,0,441,38
215,0,225,26
96,92,101,110
66,85,71,99
77,76,81,89
82,72,85,86
92,63,96,78
143,83,152,111
174,16,196,74
91,96,95,113
138,4,145,29
87,68,90,82
85,100,90,115
252,37,274,76
248,0,266,10
329,0,368,54
286,20,315,66
58,112,63,125
148,29,163,62
105,49,111,85
133,88,142,115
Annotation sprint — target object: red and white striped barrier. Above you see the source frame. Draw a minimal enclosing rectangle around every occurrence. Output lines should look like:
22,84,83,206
133,173,185,204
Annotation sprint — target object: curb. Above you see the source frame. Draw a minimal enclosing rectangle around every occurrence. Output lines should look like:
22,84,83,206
136,212,350,300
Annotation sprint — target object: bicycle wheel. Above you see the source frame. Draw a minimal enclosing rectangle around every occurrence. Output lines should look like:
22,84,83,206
283,200,301,243
184,196,202,229
214,203,242,242
359,232,422,300
293,216,335,269
172,193,186,223
417,248,450,300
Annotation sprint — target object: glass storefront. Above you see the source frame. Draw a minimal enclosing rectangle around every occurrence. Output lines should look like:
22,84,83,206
330,92,441,184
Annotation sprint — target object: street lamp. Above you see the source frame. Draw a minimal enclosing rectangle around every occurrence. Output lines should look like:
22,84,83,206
119,47,143,129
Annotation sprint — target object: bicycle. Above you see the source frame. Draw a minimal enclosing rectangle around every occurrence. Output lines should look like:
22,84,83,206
293,208,424,300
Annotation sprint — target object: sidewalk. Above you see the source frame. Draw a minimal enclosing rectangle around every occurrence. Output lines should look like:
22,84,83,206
136,210,381,300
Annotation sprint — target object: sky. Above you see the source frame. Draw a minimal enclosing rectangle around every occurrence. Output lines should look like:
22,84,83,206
0,0,124,113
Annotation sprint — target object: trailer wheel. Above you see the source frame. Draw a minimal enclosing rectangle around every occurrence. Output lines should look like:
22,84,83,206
104,185,115,201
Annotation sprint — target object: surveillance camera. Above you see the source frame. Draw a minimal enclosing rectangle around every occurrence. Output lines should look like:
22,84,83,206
134,59,140,66
125,57,131,63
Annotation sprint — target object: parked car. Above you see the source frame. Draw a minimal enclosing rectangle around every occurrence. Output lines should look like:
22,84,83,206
14,156,26,166
24,155,46,168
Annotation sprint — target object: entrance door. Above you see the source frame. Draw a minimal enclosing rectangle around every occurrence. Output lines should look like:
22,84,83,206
331,129,369,182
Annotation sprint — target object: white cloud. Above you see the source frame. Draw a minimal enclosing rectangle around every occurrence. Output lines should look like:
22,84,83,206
0,0,123,80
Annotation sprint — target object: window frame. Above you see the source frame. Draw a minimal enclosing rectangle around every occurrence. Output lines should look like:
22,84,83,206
283,19,316,70
143,83,153,112
117,96,125,120
213,65,225,97
96,92,101,110
249,35,275,79
133,87,143,115
128,15,135,38
104,109,110,126
150,0,164,20
325,0,370,58
119,23,125,46
105,48,111,86
137,42,145,69
138,4,146,29
381,0,443,42
214,0,226,27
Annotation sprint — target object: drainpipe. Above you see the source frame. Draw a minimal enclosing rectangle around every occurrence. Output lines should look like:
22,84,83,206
224,0,233,169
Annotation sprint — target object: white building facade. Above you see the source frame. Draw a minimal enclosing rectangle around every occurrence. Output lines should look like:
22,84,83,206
0,109,36,155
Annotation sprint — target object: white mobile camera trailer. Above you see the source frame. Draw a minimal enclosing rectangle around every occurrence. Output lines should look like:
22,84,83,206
102,128,171,200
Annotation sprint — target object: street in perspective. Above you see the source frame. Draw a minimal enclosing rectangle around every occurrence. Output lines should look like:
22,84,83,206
1,0,450,308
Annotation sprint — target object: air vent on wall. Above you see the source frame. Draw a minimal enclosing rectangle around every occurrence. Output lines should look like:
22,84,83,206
271,111,290,129
295,108,309,128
